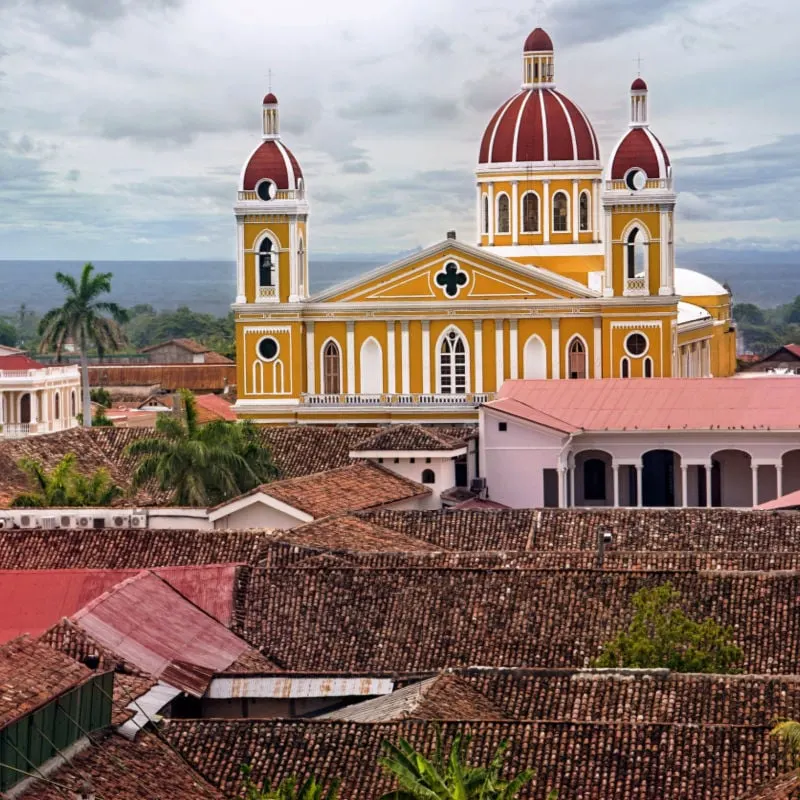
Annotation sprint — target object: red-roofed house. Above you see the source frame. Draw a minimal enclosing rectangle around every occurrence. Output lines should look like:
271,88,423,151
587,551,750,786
0,354,82,439
481,378,800,509
743,344,800,376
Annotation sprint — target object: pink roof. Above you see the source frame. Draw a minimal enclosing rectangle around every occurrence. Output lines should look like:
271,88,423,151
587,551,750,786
195,393,237,422
785,344,800,358
73,571,253,696
0,354,46,370
486,378,800,433
757,489,800,511
0,564,239,643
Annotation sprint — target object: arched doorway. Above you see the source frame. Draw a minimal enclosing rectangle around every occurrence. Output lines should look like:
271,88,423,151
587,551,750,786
574,450,613,506
359,338,383,395
322,340,342,395
523,335,547,379
710,449,753,507
783,450,800,496
642,449,680,507
19,393,31,425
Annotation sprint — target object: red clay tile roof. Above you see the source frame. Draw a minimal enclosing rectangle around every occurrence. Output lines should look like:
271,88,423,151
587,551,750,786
140,338,211,355
736,770,800,800
232,566,800,673
163,718,788,800
21,730,223,799
351,425,470,452
249,462,430,519
195,393,237,421
88,363,235,391
452,497,510,510
0,635,93,729
0,354,46,370
487,378,800,432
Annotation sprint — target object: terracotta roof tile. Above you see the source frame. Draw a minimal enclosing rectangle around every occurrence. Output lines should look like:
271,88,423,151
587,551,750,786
737,770,800,800
351,425,469,452
163,719,788,800
140,338,211,355
89,363,235,391
0,635,93,728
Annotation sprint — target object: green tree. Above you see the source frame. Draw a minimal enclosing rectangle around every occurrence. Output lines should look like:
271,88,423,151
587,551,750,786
90,387,112,408
0,318,16,347
10,453,122,508
593,582,743,673
379,732,556,800
771,721,800,767
125,390,280,506
242,766,339,800
38,264,128,427
733,302,766,326
92,407,114,427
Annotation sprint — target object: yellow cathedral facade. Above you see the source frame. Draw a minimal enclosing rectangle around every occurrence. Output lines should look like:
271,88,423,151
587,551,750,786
232,28,737,425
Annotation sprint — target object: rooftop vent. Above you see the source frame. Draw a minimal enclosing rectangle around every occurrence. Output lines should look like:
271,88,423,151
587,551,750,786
446,230,457,240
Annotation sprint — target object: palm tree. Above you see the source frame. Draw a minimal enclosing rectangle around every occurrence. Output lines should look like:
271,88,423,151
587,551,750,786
10,453,122,507
772,721,800,767
125,390,280,506
379,733,556,800
242,766,340,800
38,263,128,427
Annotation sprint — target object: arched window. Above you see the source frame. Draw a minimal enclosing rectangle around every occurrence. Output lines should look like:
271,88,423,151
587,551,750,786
259,238,274,287
523,335,547,379
360,338,383,395
323,341,341,395
579,191,590,231
552,192,569,233
644,357,653,378
20,393,31,424
70,391,76,418
439,329,467,395
621,357,630,378
626,227,647,279
421,469,436,485
497,194,510,234
583,459,606,501
567,338,587,379
482,194,489,234
521,192,539,233
54,392,60,420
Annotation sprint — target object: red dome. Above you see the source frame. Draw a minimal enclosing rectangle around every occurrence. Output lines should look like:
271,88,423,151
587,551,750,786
609,127,670,180
630,77,648,91
241,140,303,191
479,88,599,164
524,27,553,52
263,92,278,104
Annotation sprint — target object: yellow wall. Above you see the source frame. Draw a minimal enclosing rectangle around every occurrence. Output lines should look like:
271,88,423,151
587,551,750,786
610,209,664,297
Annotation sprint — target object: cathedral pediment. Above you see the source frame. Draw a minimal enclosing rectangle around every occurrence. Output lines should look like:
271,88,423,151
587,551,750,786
310,240,597,304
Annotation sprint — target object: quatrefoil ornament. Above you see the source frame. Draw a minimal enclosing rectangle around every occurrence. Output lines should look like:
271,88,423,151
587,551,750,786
435,262,469,298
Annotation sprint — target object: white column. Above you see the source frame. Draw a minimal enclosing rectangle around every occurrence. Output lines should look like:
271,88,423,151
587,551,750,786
346,321,355,394
0,391,4,427
658,207,670,295
288,220,299,302
509,320,519,379
681,464,689,508
495,320,505,391
557,466,566,508
31,392,38,424
569,464,575,507
550,318,560,379
603,207,613,296
612,463,620,507
705,463,713,508
751,463,759,507
401,322,410,394
777,464,784,500
593,180,600,242
542,180,550,244
306,322,315,394
488,183,495,246
235,218,246,303
476,183,483,245
41,389,49,431
572,179,579,243
635,462,643,508
387,322,396,394
474,320,483,394
511,181,519,245
421,321,431,394
593,317,602,379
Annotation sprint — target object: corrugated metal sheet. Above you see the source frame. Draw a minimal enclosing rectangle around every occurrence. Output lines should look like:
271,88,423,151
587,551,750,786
206,676,394,700
73,571,254,697
117,682,181,740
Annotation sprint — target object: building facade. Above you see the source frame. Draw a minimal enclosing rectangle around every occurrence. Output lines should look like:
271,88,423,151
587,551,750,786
0,354,82,439
233,28,737,425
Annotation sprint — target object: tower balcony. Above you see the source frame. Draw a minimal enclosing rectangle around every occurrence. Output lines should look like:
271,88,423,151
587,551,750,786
301,392,495,408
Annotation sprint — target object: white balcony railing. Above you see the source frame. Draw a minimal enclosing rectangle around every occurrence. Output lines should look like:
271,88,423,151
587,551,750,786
302,392,494,407
624,276,648,296
0,365,80,382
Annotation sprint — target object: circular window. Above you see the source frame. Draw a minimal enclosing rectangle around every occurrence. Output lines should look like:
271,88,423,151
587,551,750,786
257,336,279,361
625,332,648,357
256,180,277,201
625,168,647,191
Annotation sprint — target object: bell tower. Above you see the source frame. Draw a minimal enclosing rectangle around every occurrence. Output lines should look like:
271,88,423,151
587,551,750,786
602,77,676,298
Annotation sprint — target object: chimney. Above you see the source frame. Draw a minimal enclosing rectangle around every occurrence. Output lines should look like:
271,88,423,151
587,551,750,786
596,527,613,568
446,230,457,240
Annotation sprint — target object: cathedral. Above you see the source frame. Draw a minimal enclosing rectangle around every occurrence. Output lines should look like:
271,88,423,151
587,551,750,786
232,28,736,425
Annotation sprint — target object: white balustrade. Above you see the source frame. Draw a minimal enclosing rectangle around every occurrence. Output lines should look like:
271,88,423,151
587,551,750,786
301,392,495,407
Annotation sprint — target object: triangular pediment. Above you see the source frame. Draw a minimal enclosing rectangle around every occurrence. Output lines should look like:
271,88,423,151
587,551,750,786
309,240,597,304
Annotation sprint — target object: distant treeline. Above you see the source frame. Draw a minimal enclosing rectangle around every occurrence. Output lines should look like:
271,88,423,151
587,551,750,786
734,295,800,355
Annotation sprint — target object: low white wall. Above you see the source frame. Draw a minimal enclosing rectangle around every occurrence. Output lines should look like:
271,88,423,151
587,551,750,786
213,502,303,530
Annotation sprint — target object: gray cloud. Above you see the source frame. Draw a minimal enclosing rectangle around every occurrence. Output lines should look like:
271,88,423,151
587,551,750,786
341,160,373,175
463,70,514,113
417,27,455,57
339,88,461,125
669,137,728,153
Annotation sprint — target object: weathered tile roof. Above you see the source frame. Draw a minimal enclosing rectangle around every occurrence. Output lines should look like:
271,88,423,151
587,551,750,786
140,337,212,355
736,770,800,800
0,635,93,729
255,463,430,519
163,718,788,800
321,674,507,722
20,730,223,799
89,363,236,391
350,424,470,452
232,567,800,673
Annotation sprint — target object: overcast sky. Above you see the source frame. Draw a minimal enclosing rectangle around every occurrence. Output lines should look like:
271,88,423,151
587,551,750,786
0,0,797,260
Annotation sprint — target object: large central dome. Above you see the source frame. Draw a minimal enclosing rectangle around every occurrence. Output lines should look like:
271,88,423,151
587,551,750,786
478,28,599,165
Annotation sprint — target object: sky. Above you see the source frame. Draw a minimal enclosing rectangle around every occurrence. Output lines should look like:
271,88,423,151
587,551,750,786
0,0,797,260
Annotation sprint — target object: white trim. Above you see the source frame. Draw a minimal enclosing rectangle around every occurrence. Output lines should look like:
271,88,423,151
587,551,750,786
476,163,603,178
319,337,343,395
623,330,650,358
542,180,550,244
551,189,570,234
620,355,631,378
495,192,511,235
519,190,541,234
274,139,297,192
538,90,549,161
256,335,280,363
422,321,431,394
306,323,315,393
488,93,523,163
571,179,579,243
550,319,560,379
481,191,489,236
401,321,410,393
509,319,519,379
346,322,355,394
238,141,263,191
208,491,313,524
474,320,483,393
235,220,245,303
495,321,504,391
573,101,599,161
565,333,589,379
512,90,534,162
351,448,467,460
593,317,602,379
359,336,384,395
522,333,547,380
511,181,519,245
435,324,471,395
548,89,578,160
644,355,654,377
488,243,603,257
488,183,495,245
579,189,591,232
642,127,667,178
387,322,396,394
